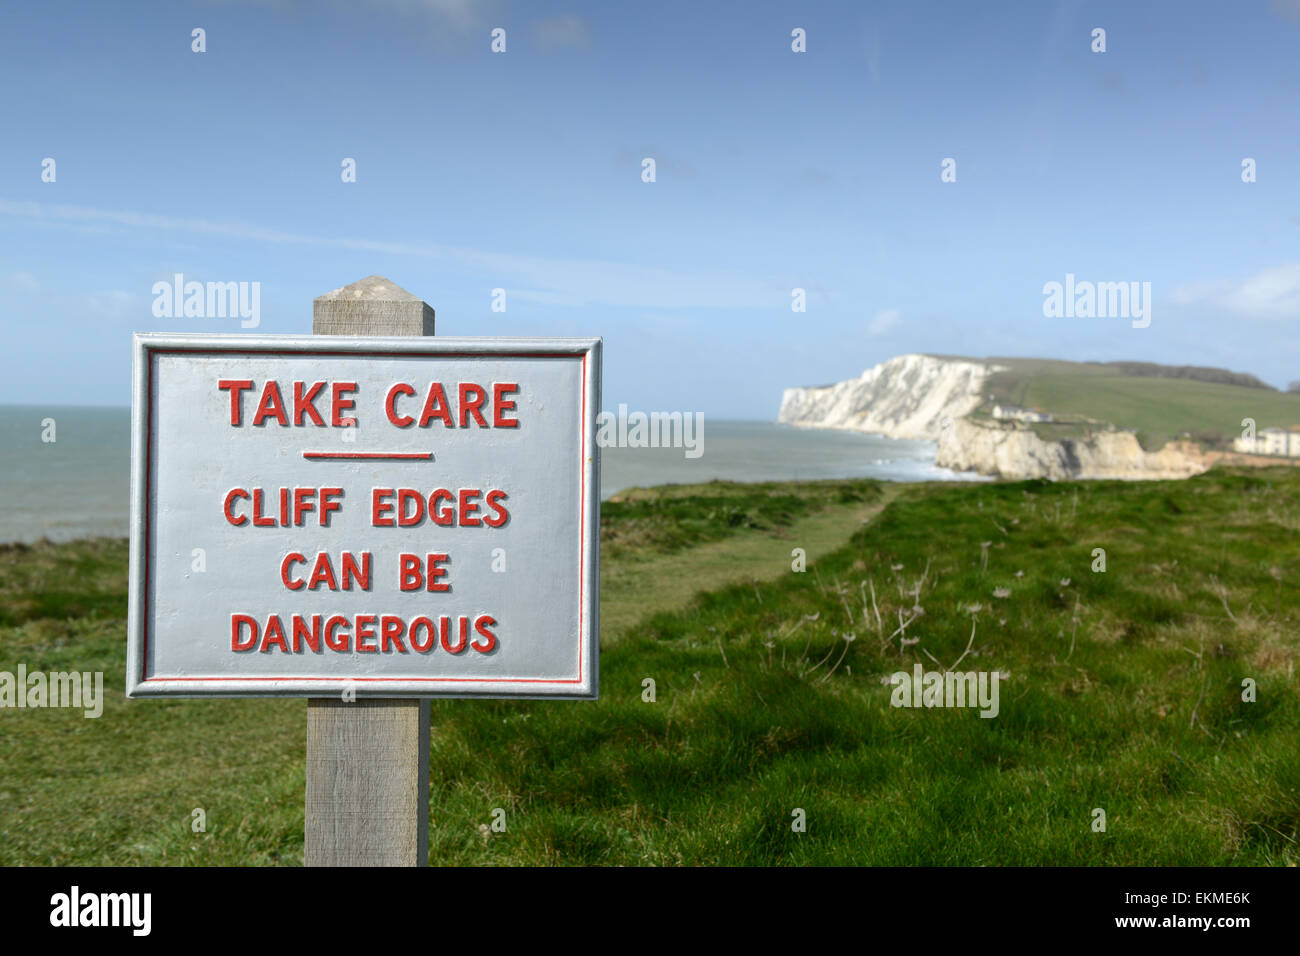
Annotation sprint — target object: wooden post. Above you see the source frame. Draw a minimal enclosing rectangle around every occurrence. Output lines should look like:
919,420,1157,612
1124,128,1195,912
305,275,435,867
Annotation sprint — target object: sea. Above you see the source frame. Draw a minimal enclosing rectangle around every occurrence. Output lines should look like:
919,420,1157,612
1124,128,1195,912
0,406,985,544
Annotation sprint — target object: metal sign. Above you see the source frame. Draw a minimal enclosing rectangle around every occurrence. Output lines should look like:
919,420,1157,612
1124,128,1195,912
126,333,600,699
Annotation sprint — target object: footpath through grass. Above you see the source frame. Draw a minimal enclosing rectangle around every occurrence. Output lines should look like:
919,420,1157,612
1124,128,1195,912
1,470,1297,864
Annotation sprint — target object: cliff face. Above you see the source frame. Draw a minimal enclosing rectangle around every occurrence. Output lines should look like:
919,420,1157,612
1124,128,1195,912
778,354,997,440
779,354,1210,481
934,418,1209,481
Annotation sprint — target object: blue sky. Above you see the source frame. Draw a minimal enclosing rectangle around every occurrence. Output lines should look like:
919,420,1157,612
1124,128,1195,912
2,0,1299,416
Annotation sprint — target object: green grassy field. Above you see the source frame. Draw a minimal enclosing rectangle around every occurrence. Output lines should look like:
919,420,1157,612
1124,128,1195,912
1,470,1297,865
981,358,1300,450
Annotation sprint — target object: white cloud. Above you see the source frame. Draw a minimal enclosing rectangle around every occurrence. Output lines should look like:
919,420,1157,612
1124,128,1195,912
0,197,783,310
867,308,902,336
1271,0,1300,22
6,271,39,293
534,15,592,50
863,24,882,82
86,290,133,318
1171,263,1300,320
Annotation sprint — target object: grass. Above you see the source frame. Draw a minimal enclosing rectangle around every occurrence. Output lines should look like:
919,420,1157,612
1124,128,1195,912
1,469,1298,865
599,479,892,639
983,359,1300,449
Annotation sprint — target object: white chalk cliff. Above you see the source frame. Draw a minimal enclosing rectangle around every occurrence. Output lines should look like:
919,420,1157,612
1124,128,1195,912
778,354,1208,480
778,354,997,440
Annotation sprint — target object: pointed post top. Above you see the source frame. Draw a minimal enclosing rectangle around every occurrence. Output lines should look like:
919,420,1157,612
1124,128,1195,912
313,275,435,336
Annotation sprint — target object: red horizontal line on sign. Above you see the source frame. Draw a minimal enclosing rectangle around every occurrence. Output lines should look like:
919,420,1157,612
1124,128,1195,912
302,451,433,461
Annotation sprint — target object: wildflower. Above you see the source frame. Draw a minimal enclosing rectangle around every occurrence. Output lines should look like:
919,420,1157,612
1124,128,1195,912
993,587,1011,599
1060,577,1071,587
1014,570,1024,578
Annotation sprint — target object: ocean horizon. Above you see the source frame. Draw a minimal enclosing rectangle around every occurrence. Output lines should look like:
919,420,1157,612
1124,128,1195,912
0,405,984,544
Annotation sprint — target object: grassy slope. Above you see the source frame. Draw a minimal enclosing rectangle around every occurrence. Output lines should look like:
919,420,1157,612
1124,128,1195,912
0,479,883,865
982,359,1300,449
600,479,894,640
2,470,1297,865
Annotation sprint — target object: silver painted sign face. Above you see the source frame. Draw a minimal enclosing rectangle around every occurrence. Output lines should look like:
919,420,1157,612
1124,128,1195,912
126,333,600,699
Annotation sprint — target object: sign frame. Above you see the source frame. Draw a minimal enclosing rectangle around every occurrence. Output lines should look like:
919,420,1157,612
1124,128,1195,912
125,332,601,700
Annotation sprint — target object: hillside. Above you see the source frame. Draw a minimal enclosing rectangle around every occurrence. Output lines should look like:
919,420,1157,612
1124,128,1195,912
979,357,1300,450
779,354,1300,480
5,470,1297,864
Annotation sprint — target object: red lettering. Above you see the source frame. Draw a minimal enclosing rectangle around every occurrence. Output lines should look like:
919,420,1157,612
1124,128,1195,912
293,381,327,426
292,615,322,653
409,617,436,653
251,488,276,527
493,383,519,427
231,613,258,651
427,553,450,592
218,379,254,425
355,615,377,652
224,488,249,526
260,615,289,653
380,615,407,653
459,488,482,526
372,488,395,526
281,552,307,591
331,382,357,427
458,383,488,427
472,614,497,653
385,383,416,427
340,552,370,591
252,380,289,426
324,615,350,652
441,616,469,654
418,383,454,428
484,489,509,528
307,552,338,591
429,489,455,526
397,489,425,527
293,487,315,526
320,488,343,527
399,553,423,592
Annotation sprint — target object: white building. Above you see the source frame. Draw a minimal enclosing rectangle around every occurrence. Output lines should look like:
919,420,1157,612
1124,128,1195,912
992,404,1053,423
1233,427,1300,457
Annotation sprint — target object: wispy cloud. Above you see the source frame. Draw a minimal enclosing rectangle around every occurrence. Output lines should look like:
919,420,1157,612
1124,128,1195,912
615,147,696,178
867,308,901,336
863,23,882,81
0,198,782,310
1171,262,1300,320
1270,0,1300,22
215,0,503,49
534,15,591,51
6,271,40,293
86,290,134,318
